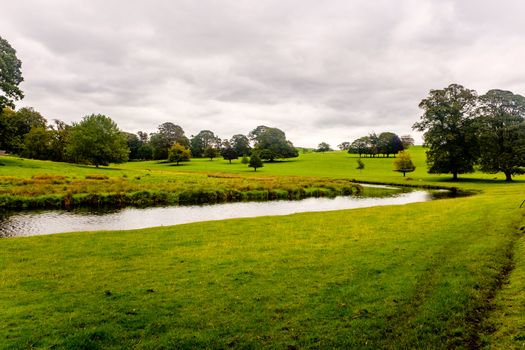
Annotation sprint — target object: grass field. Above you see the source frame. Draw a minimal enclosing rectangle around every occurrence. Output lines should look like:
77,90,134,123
1,147,524,348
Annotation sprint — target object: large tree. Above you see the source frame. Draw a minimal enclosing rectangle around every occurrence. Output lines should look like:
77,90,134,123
0,107,46,153
66,114,129,167
220,140,238,164
150,122,189,160
377,132,404,157
23,127,53,160
168,143,191,165
230,134,251,156
249,125,298,161
190,130,221,158
413,84,479,180
0,36,24,110
476,89,525,181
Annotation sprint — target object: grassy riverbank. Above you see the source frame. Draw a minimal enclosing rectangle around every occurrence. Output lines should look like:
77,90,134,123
1,148,524,348
0,147,486,209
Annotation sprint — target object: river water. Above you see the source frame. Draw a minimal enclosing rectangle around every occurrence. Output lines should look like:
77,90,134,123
0,189,436,237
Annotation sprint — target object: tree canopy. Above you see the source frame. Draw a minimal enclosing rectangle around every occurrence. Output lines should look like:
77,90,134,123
150,123,189,160
413,83,479,180
66,114,129,167
476,89,525,181
393,151,416,177
0,36,24,110
190,130,221,158
316,142,332,152
168,143,191,165
250,125,298,161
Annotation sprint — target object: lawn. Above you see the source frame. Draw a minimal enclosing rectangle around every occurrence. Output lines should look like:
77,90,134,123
0,148,524,348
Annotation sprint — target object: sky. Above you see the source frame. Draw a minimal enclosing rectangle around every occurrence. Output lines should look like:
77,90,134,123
2,0,525,147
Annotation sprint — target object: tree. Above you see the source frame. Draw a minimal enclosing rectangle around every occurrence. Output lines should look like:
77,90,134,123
203,145,219,160
150,123,189,160
349,136,370,157
338,142,350,151
413,83,478,180
393,151,416,177
220,140,238,164
190,130,221,157
230,134,251,156
66,114,129,167
249,153,263,171
316,142,332,152
400,135,415,148
241,154,249,164
125,132,142,160
476,89,525,181
168,143,191,165
0,36,24,110
377,132,404,157
249,125,298,161
48,119,71,162
356,159,365,172
0,107,46,153
23,127,53,160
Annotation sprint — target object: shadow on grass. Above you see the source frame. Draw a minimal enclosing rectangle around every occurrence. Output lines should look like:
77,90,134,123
430,176,525,185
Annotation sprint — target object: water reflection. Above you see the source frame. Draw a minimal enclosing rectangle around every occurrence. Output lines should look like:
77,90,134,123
0,191,435,237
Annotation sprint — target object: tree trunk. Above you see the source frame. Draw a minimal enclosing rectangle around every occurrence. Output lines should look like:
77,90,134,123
504,170,513,182
254,168,257,172
403,172,406,177
452,172,458,180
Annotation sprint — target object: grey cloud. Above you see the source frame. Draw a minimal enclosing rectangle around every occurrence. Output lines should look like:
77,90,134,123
2,0,525,146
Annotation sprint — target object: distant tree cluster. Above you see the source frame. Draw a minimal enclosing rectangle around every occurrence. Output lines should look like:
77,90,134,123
348,132,405,158
414,84,525,181
0,106,299,169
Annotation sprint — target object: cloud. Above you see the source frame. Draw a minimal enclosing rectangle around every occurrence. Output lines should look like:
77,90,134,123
2,0,525,146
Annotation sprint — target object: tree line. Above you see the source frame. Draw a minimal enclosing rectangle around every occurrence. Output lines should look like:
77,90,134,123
0,107,298,168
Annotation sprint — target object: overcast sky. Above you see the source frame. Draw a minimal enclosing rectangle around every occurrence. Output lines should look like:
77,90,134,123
2,0,525,147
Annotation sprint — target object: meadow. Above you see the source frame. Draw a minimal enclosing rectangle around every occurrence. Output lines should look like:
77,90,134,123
1,147,524,348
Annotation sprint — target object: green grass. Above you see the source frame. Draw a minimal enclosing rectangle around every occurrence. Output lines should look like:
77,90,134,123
1,147,525,348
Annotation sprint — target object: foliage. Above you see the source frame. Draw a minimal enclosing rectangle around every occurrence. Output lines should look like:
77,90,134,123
150,123,189,160
349,132,404,158
400,135,415,148
413,83,479,180
316,142,332,152
125,132,142,160
476,89,525,181
241,154,249,164
338,141,350,151
356,159,365,171
0,107,46,152
0,36,24,110
249,153,263,171
203,145,219,160
393,150,416,176
23,127,53,160
377,132,404,157
250,125,298,161
66,114,129,167
349,136,370,157
167,143,191,165
48,119,72,162
220,140,238,164
190,130,221,157
230,134,251,156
